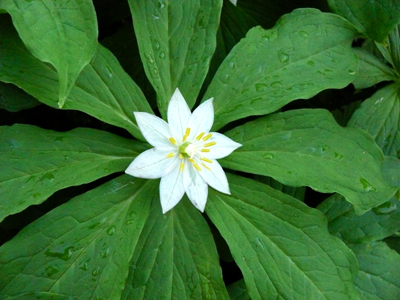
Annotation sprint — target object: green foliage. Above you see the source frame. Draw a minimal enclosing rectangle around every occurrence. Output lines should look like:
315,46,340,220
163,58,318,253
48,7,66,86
1,0,399,299
0,0,98,107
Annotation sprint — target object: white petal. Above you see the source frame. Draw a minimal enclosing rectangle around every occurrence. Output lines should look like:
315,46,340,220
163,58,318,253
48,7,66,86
183,162,208,212
160,166,185,213
187,98,214,140
197,159,230,194
135,112,172,148
205,132,242,159
168,88,191,140
125,148,178,179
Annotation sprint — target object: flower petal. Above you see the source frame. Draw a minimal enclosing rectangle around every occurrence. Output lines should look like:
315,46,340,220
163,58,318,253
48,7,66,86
197,159,230,194
204,132,242,159
125,148,178,179
135,112,172,148
183,162,208,212
160,166,185,213
168,88,191,140
187,98,214,140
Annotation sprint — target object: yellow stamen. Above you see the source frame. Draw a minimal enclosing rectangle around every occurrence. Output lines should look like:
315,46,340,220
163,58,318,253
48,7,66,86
202,133,212,141
204,141,217,147
180,162,184,171
169,137,176,145
192,162,202,171
182,128,191,142
202,163,211,171
189,158,202,171
196,132,205,140
179,154,184,159
201,149,210,152
200,157,212,163
166,152,174,158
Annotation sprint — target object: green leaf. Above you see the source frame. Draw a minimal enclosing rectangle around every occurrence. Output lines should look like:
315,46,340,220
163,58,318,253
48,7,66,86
0,82,40,112
350,242,400,300
221,109,397,214
0,0,98,107
207,173,359,300
0,124,149,222
128,0,222,117
0,175,157,300
121,196,229,300
204,8,359,130
318,194,400,244
382,156,400,188
0,15,152,140
253,175,306,202
327,0,400,43
5,292,72,300
348,82,400,157
352,48,398,89
227,279,250,300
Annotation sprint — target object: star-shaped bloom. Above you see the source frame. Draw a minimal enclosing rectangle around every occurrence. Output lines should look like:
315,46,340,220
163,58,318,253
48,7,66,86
125,88,241,213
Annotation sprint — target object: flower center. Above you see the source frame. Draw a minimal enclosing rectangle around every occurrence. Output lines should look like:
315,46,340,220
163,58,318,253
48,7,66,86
179,142,196,158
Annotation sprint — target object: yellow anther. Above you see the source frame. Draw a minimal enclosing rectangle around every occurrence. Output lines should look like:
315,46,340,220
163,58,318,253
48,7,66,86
204,141,217,147
182,128,191,142
196,132,205,140
189,158,202,171
166,152,175,158
202,133,212,141
179,154,184,159
201,149,210,152
180,162,184,171
193,162,202,171
202,163,211,171
200,157,212,163
169,137,176,145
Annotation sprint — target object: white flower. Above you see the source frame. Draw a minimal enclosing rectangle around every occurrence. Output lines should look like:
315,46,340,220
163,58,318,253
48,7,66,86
125,88,241,213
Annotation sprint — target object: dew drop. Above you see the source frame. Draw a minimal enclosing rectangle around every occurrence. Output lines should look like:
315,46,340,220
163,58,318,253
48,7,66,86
359,178,377,192
278,50,290,63
372,201,397,214
152,15,160,20
263,153,274,160
255,82,268,91
107,226,116,236
334,152,343,160
307,60,315,66
298,30,309,38
159,51,165,59
374,97,384,105
157,0,165,8
154,40,160,50
271,81,283,88
45,265,59,277
92,266,101,276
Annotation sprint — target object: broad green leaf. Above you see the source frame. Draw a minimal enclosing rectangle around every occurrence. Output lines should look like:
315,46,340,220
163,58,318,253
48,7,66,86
350,242,400,300
0,15,152,140
384,24,400,73
385,235,400,254
227,279,250,300
0,0,98,107
328,0,400,43
128,0,222,117
382,156,400,188
207,174,359,300
221,109,397,214
6,292,72,300
121,196,229,300
348,82,400,157
204,8,359,130
352,48,398,89
318,194,400,244
0,82,40,112
0,124,149,222
254,175,306,202
0,176,157,300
